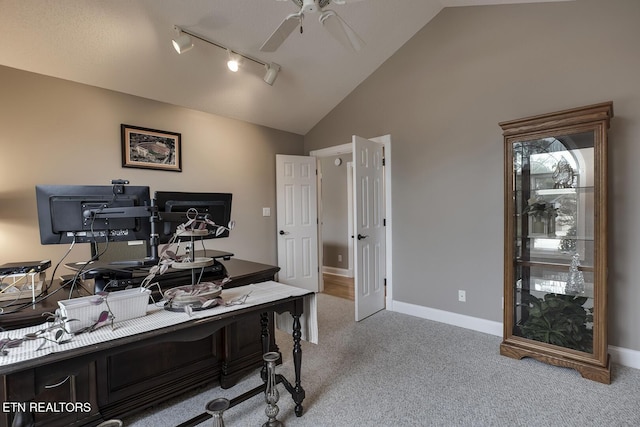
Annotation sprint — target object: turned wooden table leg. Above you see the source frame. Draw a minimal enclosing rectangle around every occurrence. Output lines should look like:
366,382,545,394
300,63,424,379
291,313,305,417
260,312,269,381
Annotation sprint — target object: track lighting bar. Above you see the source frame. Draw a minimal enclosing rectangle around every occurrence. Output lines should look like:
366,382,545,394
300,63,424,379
173,26,280,85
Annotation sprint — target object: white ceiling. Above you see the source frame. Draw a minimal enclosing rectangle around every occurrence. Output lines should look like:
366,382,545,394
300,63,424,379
0,0,571,135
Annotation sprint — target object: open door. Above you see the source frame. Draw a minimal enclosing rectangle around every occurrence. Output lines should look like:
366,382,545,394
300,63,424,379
275,155,319,292
353,135,386,321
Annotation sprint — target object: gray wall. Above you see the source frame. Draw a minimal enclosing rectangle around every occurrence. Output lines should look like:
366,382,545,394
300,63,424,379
304,0,640,351
0,65,304,270
320,154,352,271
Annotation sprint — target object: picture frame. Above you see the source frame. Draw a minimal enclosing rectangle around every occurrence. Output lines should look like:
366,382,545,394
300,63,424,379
121,124,182,172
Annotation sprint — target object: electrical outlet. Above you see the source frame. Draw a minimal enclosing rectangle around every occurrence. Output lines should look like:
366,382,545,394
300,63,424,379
338,254,342,262
458,290,466,302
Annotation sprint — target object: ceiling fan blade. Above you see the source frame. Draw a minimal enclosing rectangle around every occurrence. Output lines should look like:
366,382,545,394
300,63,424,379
260,13,301,52
319,10,364,52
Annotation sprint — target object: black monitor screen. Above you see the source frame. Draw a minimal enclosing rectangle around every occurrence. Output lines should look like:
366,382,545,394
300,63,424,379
35,185,152,245
155,191,232,244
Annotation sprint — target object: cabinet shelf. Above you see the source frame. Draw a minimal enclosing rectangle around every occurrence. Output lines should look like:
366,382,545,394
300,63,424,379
515,259,594,273
501,101,612,384
515,232,594,241
521,235,594,241
516,186,593,194
515,287,595,300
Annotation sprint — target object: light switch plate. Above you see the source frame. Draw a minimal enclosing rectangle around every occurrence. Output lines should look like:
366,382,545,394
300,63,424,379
262,207,271,217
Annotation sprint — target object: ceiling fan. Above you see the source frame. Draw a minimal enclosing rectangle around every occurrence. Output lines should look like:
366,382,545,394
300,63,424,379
260,0,365,52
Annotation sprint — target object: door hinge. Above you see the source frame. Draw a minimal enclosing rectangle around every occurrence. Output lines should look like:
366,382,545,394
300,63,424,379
384,278,387,287
383,218,386,226
382,158,386,166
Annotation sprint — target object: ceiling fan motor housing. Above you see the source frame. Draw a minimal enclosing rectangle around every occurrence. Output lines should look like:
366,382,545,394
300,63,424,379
291,0,335,13
296,0,327,13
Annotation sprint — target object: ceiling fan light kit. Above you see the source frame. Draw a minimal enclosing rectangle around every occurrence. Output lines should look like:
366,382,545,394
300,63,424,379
262,0,364,52
171,26,279,85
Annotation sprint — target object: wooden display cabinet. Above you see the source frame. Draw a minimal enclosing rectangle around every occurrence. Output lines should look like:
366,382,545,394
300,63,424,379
499,102,613,383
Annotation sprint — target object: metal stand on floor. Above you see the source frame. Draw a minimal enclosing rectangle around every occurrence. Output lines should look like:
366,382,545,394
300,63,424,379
262,351,283,427
205,398,230,427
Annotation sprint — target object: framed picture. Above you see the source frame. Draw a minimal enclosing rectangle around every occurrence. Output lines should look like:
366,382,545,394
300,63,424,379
121,124,182,172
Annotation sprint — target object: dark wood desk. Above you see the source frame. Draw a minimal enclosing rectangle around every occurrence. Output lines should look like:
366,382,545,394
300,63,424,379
0,259,296,427
0,257,278,331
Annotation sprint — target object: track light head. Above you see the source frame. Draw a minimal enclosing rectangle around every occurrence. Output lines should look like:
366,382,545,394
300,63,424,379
172,28,193,54
227,51,241,72
263,63,280,86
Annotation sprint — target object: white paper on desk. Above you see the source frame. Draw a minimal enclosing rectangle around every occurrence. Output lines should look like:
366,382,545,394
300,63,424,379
275,293,318,345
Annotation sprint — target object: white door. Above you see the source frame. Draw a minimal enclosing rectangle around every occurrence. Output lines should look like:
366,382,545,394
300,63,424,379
275,155,319,292
353,135,386,321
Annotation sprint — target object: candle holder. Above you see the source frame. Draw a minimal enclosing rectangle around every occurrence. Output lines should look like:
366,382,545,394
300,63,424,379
205,397,230,427
262,351,283,427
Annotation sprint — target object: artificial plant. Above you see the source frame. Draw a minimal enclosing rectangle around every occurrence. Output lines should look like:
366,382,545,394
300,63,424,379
519,292,593,353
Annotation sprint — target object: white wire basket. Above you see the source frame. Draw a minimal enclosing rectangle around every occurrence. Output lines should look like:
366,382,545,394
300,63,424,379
58,288,151,333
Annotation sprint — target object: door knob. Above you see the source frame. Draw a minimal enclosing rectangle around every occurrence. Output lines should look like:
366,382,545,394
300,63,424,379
357,234,368,240
279,230,289,235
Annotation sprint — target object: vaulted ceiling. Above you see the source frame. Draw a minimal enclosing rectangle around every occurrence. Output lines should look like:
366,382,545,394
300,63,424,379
1,0,571,134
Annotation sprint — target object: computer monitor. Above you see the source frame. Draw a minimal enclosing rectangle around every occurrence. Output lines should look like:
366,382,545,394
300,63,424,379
35,184,152,245
155,191,232,244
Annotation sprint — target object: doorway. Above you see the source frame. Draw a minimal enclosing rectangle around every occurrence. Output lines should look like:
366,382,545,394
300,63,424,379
310,135,393,317
318,154,355,300
318,154,353,279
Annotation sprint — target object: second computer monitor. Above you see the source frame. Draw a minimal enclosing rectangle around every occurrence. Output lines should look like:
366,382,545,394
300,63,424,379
154,191,232,244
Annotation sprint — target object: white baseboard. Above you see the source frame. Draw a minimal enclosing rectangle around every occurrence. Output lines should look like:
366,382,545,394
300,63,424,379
322,266,353,277
609,345,640,370
390,299,640,370
392,300,503,337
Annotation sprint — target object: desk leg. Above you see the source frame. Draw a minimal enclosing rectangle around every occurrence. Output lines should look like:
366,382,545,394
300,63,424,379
291,313,305,417
260,312,269,381
272,312,306,417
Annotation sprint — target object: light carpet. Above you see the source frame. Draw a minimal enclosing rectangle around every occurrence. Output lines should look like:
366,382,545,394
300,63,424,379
123,293,640,426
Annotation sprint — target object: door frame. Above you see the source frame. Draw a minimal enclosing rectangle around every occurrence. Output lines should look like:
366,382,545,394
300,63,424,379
346,160,354,278
310,135,393,309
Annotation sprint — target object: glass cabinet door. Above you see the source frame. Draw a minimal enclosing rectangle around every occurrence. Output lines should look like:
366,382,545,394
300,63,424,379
512,134,595,353
500,102,612,384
